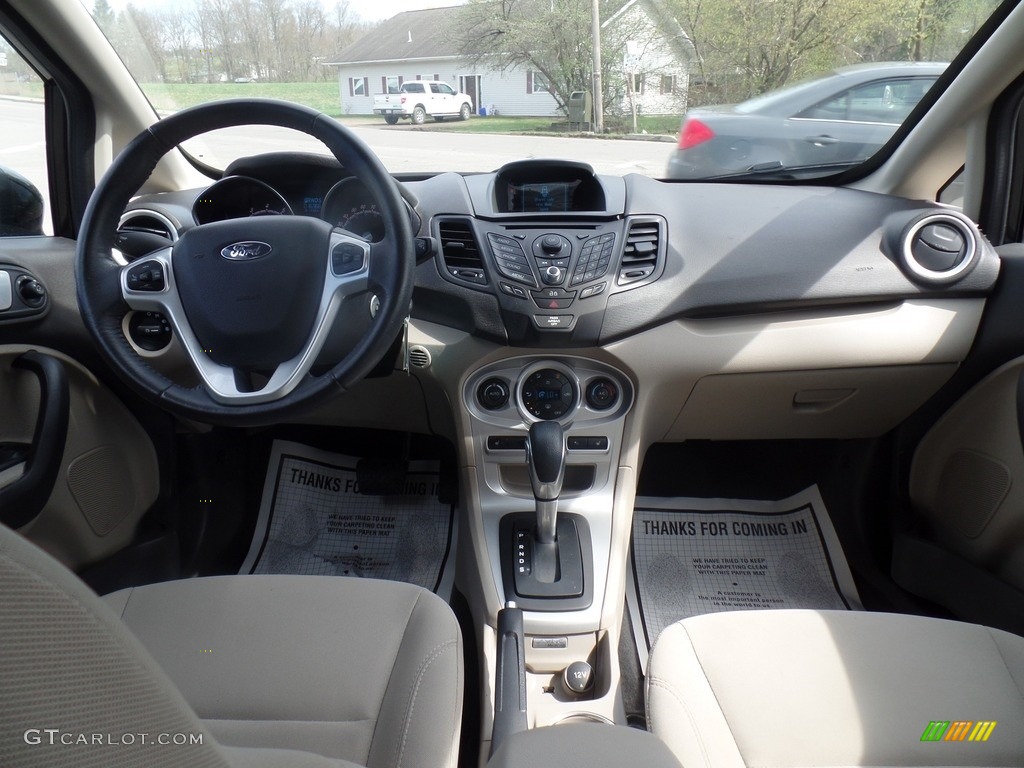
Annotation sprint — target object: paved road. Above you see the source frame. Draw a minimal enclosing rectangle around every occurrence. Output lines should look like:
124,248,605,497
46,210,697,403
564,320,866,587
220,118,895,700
188,121,673,176
4,99,674,201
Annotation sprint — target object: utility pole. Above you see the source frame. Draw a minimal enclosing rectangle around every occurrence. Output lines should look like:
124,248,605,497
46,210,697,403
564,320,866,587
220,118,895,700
590,0,603,133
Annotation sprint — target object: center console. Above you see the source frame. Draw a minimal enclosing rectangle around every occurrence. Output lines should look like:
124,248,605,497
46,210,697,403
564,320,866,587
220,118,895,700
463,354,635,740
431,160,648,750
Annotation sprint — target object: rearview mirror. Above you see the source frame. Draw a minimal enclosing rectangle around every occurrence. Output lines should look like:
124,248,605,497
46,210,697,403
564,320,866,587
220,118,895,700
0,165,44,236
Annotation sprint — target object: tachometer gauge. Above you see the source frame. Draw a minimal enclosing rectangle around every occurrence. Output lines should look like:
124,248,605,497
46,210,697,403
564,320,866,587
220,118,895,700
193,175,292,224
322,177,386,242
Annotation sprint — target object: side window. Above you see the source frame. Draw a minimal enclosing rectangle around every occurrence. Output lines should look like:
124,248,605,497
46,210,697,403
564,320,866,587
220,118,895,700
404,82,424,94
439,83,455,96
800,78,935,124
528,71,550,94
0,37,49,236
430,83,442,94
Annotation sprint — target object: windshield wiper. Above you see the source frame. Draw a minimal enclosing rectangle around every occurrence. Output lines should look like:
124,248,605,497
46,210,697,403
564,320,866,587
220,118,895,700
703,160,863,181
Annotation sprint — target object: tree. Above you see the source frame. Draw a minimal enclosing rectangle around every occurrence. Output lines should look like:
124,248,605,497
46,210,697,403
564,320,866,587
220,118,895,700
669,0,999,107
92,0,116,37
459,0,649,114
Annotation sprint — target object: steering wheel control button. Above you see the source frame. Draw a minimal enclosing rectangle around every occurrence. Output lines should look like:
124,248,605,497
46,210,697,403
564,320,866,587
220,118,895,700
128,311,173,351
562,661,595,696
331,242,365,275
521,369,576,419
478,378,511,410
586,378,619,410
532,314,574,331
571,233,615,286
126,260,166,292
531,288,576,309
579,282,607,299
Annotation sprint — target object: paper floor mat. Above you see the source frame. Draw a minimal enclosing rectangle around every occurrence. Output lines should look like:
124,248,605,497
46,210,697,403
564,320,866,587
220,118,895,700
626,485,860,671
240,440,456,598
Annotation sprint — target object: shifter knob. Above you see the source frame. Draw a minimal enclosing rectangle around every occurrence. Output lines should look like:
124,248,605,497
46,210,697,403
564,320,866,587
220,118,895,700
526,420,565,545
526,420,565,501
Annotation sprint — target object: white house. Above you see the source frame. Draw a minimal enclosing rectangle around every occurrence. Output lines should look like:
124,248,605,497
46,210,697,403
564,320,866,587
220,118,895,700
325,1,693,118
603,0,695,115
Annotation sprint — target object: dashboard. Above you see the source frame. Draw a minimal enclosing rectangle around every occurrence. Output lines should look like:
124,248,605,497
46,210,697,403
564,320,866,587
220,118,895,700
105,151,1000,442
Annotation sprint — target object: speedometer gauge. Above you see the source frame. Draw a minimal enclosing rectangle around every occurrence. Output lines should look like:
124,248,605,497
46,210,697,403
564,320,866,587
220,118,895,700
322,177,385,242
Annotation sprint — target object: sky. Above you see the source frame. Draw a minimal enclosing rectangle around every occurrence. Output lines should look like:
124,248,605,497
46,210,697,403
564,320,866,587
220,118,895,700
350,0,462,22
105,0,464,24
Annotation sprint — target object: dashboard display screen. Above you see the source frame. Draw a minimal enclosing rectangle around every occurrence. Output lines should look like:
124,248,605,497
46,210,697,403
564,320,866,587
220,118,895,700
507,181,581,213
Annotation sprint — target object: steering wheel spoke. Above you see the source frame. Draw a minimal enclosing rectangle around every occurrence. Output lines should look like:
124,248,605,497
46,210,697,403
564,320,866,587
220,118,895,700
118,229,381,405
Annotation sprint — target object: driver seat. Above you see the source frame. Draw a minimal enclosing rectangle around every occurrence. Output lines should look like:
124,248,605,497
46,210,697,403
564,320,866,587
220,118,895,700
0,521,463,768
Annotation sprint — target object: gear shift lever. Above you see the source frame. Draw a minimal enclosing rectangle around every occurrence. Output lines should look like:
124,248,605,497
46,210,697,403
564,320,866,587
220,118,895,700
526,420,565,544
526,421,565,584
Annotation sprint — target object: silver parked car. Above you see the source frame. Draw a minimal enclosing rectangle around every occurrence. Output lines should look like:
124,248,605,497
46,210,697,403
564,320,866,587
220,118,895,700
666,63,947,179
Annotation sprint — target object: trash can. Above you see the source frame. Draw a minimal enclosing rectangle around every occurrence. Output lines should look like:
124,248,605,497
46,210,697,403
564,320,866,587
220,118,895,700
568,90,593,128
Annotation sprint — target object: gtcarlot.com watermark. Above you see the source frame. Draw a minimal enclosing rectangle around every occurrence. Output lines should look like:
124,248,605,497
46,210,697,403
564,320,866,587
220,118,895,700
24,729,203,747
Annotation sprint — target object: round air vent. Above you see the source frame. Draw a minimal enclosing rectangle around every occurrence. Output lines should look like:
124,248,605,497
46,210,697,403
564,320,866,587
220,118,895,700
115,209,178,263
408,345,431,369
900,212,978,285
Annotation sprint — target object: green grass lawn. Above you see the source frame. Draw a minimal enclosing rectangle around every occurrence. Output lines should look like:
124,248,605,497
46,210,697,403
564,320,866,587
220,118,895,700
141,81,345,116
1,78,680,138
426,114,680,138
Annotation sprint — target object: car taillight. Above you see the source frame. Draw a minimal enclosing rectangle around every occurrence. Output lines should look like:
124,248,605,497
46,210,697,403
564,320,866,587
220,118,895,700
679,118,714,150
400,95,407,104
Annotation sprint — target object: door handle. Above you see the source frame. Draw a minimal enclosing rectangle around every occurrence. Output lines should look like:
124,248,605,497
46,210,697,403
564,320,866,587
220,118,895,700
0,351,69,528
805,135,840,146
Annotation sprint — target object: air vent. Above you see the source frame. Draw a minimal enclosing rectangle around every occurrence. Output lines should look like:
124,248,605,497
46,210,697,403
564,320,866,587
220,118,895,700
437,218,487,285
900,213,977,285
408,345,431,369
618,218,662,286
115,210,177,262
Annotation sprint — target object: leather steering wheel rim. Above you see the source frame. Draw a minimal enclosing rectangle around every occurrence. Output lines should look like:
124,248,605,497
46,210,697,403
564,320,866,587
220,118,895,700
76,99,414,426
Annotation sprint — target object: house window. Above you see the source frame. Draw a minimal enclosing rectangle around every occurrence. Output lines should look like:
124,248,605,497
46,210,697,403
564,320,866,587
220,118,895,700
660,75,676,95
527,71,550,94
630,73,645,95
349,77,369,97
384,75,401,94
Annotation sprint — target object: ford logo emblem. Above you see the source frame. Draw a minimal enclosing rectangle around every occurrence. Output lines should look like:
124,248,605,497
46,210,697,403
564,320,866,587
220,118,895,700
220,241,272,261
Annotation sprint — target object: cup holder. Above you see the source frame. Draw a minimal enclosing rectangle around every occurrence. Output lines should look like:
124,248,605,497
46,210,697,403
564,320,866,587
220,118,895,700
555,712,614,725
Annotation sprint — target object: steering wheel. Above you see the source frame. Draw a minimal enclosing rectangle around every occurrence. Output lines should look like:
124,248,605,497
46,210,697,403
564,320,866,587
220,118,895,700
76,99,414,426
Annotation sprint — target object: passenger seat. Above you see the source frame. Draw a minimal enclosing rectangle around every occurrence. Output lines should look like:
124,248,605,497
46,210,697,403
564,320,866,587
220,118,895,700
646,609,1024,767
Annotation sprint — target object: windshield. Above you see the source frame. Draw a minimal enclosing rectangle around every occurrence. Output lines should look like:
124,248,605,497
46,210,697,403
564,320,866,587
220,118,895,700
85,0,1004,180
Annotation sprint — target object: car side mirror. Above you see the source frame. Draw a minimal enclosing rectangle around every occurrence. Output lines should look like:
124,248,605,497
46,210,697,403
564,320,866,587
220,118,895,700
0,165,44,236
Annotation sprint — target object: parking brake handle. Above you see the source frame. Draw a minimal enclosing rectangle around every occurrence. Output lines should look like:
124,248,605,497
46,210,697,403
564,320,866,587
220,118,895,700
490,603,528,756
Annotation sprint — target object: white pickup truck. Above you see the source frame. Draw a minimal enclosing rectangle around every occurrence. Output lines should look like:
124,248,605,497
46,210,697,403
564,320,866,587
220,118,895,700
373,81,474,125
